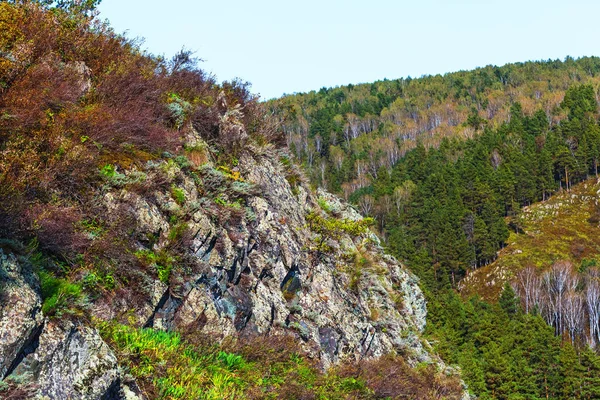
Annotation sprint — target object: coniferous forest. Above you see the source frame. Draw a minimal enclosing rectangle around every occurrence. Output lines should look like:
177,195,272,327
273,64,600,398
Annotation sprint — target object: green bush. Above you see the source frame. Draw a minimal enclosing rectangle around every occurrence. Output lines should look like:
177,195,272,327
167,221,189,243
171,185,186,206
306,211,374,252
317,197,333,213
135,249,176,284
99,164,127,186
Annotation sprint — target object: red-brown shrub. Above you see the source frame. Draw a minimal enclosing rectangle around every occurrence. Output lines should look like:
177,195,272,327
25,204,88,256
336,354,464,400
0,1,282,289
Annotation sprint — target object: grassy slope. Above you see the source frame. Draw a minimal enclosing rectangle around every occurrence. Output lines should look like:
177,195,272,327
99,323,463,400
460,178,600,300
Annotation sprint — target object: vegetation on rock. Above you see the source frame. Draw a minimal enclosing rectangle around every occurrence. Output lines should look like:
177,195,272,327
100,322,463,399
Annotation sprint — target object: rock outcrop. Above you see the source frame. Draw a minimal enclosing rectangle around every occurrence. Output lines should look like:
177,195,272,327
0,141,463,397
0,249,43,380
93,143,435,368
0,249,140,399
0,4,466,396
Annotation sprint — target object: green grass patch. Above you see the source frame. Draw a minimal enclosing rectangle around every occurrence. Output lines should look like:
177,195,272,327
97,323,400,399
135,249,175,284
38,269,84,316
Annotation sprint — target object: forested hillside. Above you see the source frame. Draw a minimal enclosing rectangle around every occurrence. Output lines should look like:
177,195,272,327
272,61,600,398
336,83,599,291
270,57,600,197
272,63,600,291
461,178,600,300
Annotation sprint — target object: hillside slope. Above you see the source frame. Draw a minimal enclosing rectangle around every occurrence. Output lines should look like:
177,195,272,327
460,178,600,300
270,57,600,197
1,143,459,398
0,3,463,399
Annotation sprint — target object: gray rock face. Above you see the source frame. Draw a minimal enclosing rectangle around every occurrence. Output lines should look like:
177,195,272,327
0,249,43,379
0,143,457,397
66,60,93,98
13,322,122,400
0,249,137,399
95,147,436,367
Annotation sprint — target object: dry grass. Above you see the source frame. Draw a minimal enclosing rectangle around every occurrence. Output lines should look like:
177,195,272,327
461,178,600,300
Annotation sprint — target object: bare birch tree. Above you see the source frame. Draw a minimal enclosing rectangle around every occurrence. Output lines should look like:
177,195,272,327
586,268,600,348
563,291,584,344
514,266,541,314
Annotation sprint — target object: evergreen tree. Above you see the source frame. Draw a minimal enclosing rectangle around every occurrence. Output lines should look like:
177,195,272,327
499,283,518,316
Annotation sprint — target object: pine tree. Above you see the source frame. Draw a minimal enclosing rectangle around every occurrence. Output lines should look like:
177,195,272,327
499,283,518,316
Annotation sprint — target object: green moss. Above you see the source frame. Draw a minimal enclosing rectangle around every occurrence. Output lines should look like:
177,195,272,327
173,155,191,170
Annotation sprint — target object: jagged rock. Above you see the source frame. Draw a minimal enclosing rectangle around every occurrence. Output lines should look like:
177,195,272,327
0,249,143,399
12,322,122,400
1,145,456,395
66,61,92,98
0,249,43,379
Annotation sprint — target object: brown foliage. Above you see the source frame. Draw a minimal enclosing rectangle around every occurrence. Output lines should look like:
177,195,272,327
0,2,277,262
570,239,588,259
337,354,464,400
231,334,306,365
25,204,88,256
588,204,600,224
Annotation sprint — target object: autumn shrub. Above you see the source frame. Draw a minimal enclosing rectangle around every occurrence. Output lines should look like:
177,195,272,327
25,204,89,256
0,1,269,249
225,334,305,365
0,378,38,400
336,354,463,400
588,204,600,224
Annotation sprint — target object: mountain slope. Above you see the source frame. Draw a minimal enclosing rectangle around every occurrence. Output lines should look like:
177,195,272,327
270,57,600,196
267,44,600,397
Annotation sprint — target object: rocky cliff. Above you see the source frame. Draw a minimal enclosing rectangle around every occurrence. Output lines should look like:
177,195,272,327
0,135,449,398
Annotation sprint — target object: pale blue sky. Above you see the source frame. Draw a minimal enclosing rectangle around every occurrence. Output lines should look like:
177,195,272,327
98,0,600,100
